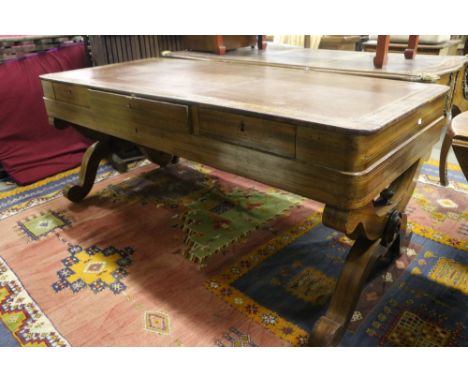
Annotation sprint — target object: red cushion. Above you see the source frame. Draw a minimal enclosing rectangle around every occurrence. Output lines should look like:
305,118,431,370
0,43,91,185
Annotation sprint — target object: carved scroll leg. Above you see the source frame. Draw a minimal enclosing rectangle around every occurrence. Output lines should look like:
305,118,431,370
309,238,386,346
63,140,111,202
309,159,424,346
308,212,408,347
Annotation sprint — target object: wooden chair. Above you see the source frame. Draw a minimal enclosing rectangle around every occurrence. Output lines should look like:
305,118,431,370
439,111,468,185
373,35,419,68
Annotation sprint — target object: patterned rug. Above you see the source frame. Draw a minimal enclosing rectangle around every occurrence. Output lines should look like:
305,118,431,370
0,159,466,346
0,160,147,221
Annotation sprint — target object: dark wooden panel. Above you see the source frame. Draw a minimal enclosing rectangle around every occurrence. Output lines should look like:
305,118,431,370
86,36,183,66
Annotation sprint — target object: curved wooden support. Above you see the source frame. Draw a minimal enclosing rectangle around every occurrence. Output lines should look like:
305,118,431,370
309,213,408,346
439,123,455,186
63,140,110,202
140,147,178,167
309,238,386,346
309,157,424,346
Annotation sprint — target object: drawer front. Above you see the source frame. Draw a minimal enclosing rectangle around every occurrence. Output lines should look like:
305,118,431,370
197,107,296,158
89,90,189,134
53,82,90,107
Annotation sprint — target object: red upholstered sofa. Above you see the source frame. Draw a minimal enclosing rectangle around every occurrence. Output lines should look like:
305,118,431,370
0,41,91,185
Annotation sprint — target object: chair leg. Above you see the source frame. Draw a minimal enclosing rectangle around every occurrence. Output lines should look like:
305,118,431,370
373,35,390,69
439,124,455,186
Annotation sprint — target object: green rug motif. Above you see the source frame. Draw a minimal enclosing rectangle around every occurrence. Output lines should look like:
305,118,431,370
183,187,302,263
98,161,303,264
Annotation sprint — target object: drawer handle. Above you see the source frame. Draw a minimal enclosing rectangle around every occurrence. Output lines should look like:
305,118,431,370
239,121,246,132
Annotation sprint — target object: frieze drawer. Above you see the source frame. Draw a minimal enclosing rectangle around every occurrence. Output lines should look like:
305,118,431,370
197,107,296,158
89,90,190,134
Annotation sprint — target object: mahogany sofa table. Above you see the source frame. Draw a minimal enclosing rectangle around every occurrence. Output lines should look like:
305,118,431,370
40,58,448,346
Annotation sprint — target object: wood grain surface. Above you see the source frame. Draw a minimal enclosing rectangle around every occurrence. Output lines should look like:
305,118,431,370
41,57,448,134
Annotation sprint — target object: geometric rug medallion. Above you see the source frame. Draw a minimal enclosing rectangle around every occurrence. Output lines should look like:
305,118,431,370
16,210,72,241
144,311,171,335
52,244,133,294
